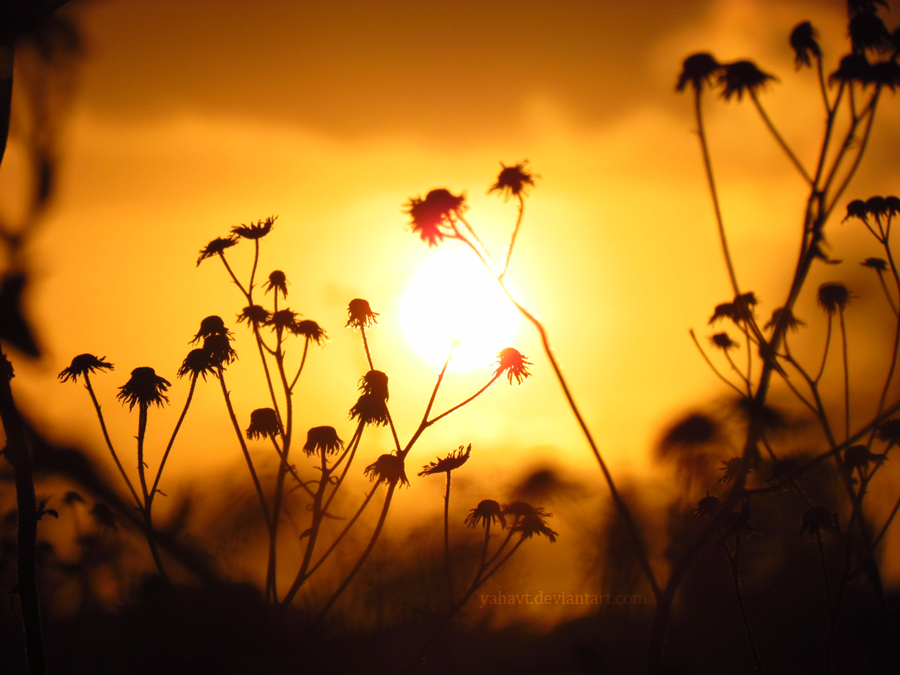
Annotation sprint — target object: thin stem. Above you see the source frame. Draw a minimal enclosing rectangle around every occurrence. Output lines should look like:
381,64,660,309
838,307,850,443
443,471,454,603
815,315,833,384
303,483,380,583
405,537,526,674
695,86,741,298
500,194,525,279
461,232,660,599
312,482,397,626
289,337,311,391
83,374,142,509
218,369,271,527
217,252,250,300
150,374,197,502
689,330,745,396
136,404,169,582
751,90,813,184
723,535,765,674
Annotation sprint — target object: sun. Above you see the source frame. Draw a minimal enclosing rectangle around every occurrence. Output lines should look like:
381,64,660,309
400,249,521,371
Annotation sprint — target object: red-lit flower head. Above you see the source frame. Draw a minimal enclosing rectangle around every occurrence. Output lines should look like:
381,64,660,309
405,188,466,247
494,348,532,385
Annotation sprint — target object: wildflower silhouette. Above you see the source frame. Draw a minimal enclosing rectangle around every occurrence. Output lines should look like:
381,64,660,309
493,347,532,384
790,21,821,68
232,215,276,240
197,236,237,265
246,408,281,440
719,60,777,101
303,425,343,456
405,188,467,247
488,160,537,200
655,2,900,669
420,443,473,600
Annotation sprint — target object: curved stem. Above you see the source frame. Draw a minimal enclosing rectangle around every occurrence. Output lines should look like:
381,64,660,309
695,87,741,298
83,374,142,509
838,307,850,443
312,482,397,626
150,374,197,502
218,369,271,527
405,537,526,674
751,90,812,184
136,404,168,582
499,194,525,279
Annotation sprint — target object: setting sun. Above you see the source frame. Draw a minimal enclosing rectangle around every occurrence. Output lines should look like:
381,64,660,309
400,247,520,371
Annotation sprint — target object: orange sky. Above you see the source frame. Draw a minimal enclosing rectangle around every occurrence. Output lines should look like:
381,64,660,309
2,0,900,602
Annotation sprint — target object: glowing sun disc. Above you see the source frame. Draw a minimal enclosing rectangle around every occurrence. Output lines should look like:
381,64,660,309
400,249,520,371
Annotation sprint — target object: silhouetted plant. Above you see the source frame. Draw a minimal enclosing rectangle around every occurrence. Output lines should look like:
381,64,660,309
657,1,900,671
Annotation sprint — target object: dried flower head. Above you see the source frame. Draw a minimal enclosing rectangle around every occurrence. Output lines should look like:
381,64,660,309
359,370,389,400
693,491,721,518
719,60,777,101
849,11,891,54
264,271,288,298
237,304,272,326
464,499,506,529
790,22,821,68
876,417,900,446
719,457,748,484
405,188,467,247
268,309,300,333
177,348,215,381
488,161,537,200
841,444,886,475
494,347,532,385
292,320,327,345
871,61,900,90
709,302,737,325
58,354,113,383
231,216,276,240
203,333,237,368
676,52,722,93
419,444,472,476
246,408,281,440
844,199,869,223
867,195,900,220
661,413,720,448
191,316,232,344
764,307,806,332
346,298,379,329
829,54,872,85
349,392,390,427
197,236,237,266
117,367,171,410
504,501,558,543
817,282,851,314
799,506,839,537
710,332,737,351
303,426,343,456
862,257,888,272
364,453,409,488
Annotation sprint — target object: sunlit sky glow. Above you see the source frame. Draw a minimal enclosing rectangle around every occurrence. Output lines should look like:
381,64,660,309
2,0,900,599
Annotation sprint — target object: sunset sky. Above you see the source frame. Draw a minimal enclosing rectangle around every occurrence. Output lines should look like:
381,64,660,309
3,0,900,599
